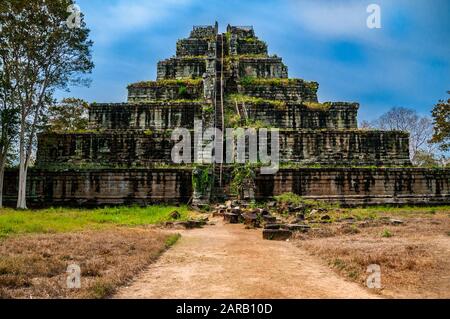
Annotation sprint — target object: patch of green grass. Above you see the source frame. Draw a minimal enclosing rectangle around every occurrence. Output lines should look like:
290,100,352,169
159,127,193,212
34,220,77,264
165,234,181,247
331,258,346,270
274,192,338,210
381,229,393,238
0,205,192,238
89,280,116,299
350,205,450,218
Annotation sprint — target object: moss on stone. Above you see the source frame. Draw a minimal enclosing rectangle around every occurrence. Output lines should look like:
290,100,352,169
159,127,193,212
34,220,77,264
227,94,286,110
128,78,203,88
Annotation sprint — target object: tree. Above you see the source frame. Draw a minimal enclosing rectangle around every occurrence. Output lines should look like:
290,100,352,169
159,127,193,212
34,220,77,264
0,73,19,207
430,91,450,152
371,107,435,163
47,98,89,133
0,0,93,209
412,150,439,168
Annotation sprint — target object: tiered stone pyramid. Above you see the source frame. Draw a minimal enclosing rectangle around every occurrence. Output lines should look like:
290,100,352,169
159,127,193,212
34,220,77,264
5,23,449,206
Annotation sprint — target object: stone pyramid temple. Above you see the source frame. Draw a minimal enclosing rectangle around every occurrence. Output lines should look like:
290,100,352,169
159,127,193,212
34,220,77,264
5,23,449,206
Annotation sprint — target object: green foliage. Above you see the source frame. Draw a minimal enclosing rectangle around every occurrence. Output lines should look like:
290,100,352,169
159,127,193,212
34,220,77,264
47,98,89,133
165,234,181,247
430,91,450,151
239,77,305,87
178,85,188,98
192,166,213,195
128,78,202,88
230,163,256,197
381,229,393,238
303,101,332,111
274,192,305,206
274,192,338,210
143,129,153,136
0,205,192,238
227,94,286,110
202,105,214,114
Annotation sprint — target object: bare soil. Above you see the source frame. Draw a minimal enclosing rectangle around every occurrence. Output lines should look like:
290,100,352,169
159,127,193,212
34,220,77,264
115,218,378,299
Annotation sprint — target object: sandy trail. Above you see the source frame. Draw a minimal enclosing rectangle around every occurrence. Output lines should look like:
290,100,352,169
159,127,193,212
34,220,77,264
115,219,378,299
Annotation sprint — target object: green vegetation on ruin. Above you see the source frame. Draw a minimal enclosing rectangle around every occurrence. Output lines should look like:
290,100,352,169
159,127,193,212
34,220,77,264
302,101,333,111
127,78,203,88
0,205,193,238
129,99,205,105
224,54,268,64
274,192,339,211
230,163,257,198
227,94,286,110
180,55,207,60
192,165,213,196
239,76,300,86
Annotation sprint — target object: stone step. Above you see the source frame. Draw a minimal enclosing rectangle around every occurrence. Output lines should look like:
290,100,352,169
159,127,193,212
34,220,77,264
263,229,292,241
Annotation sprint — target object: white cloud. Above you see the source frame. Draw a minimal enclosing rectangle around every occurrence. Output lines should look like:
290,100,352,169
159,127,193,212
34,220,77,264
81,0,195,45
289,0,369,39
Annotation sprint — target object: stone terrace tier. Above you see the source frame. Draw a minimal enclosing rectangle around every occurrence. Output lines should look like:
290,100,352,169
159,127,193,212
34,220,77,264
88,102,204,130
4,167,448,207
87,102,358,130
242,102,359,129
236,78,319,102
127,79,204,102
36,129,410,168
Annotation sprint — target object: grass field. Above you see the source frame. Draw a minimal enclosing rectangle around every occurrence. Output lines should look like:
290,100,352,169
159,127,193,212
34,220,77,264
0,205,193,299
0,205,192,238
294,205,450,298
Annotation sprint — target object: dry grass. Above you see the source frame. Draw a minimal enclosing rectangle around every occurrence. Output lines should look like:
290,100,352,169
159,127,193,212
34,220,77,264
295,210,450,298
0,227,180,299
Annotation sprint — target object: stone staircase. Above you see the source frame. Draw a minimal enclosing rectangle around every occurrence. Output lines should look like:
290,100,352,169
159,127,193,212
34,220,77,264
212,33,226,200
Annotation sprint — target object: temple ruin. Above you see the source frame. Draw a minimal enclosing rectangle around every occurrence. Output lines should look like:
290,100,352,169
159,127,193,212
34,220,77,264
4,23,450,206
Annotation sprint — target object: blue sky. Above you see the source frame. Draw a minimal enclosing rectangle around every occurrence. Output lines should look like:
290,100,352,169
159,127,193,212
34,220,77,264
57,0,450,122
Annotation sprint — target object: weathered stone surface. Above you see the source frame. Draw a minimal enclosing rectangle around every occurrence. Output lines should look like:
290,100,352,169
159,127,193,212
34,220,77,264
264,223,283,230
174,219,207,229
263,229,292,241
89,102,203,130
36,131,181,167
3,168,192,207
223,213,241,224
157,57,206,80
256,168,450,206
237,57,288,79
262,215,277,223
127,81,203,102
170,210,181,219
238,80,318,103
243,102,359,129
390,219,404,225
284,224,311,232
242,213,260,228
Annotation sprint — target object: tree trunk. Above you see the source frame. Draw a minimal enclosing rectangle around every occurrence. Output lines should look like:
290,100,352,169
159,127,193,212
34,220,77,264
17,161,28,210
0,155,6,208
17,118,27,209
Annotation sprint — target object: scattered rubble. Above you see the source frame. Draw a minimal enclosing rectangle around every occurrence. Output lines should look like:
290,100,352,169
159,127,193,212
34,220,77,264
170,210,181,219
263,229,292,241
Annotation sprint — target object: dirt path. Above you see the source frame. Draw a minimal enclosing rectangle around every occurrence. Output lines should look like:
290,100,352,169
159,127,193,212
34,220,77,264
115,219,378,299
